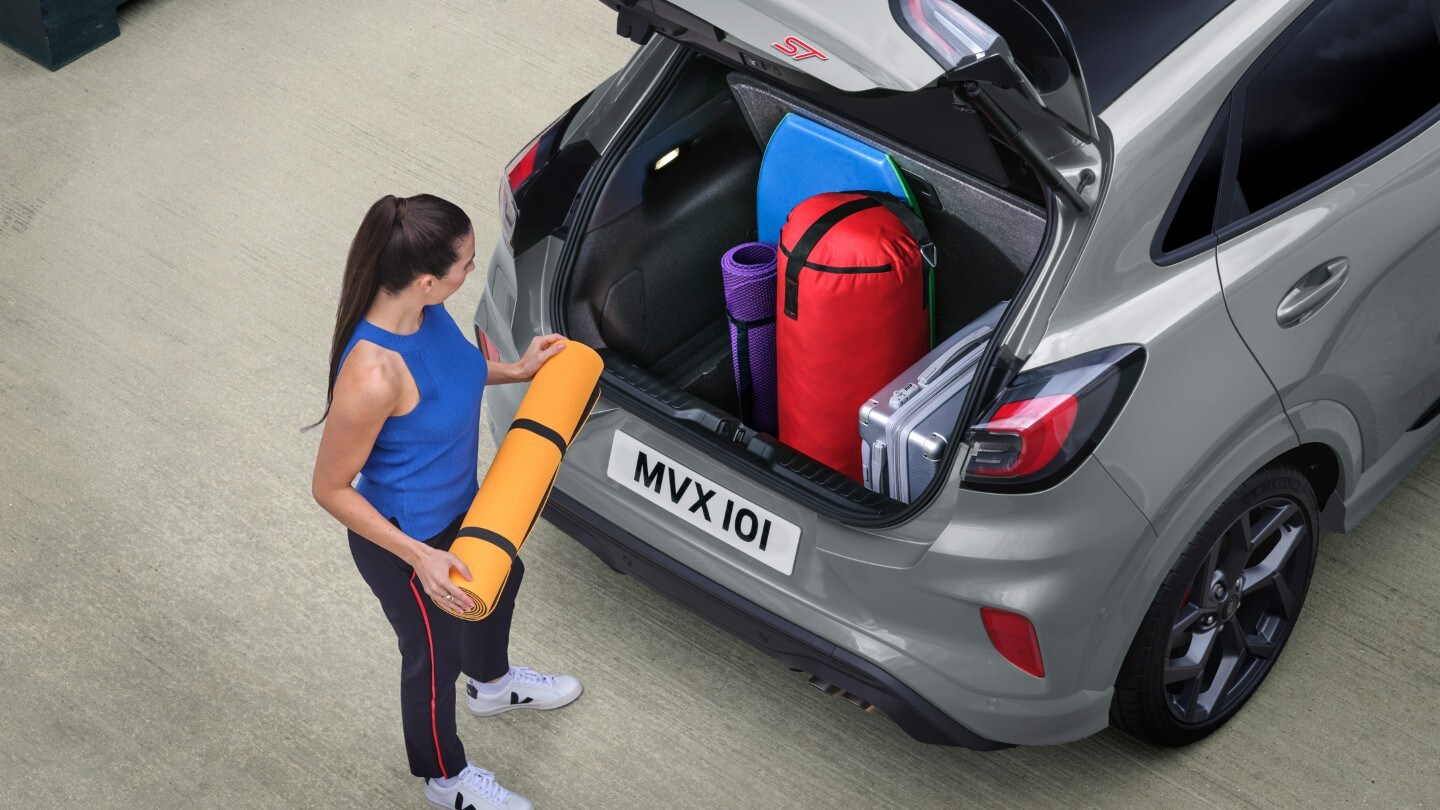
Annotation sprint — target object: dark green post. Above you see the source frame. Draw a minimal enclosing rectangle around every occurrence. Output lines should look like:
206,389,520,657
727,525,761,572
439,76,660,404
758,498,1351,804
0,0,121,70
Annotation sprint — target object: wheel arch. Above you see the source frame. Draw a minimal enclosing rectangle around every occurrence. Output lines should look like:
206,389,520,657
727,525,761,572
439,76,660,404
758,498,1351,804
1088,431,1339,695
1284,399,1363,532
1269,442,1343,526
1108,460,1321,744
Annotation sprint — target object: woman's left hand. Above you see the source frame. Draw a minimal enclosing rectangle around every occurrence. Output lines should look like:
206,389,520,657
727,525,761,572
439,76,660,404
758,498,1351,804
513,333,567,381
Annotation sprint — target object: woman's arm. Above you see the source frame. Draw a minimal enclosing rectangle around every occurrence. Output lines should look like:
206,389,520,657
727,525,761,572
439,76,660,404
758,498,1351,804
485,333,567,384
485,362,523,385
312,356,475,610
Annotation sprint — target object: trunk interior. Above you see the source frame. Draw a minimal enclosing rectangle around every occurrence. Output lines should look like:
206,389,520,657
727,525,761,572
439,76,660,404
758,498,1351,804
559,53,1050,510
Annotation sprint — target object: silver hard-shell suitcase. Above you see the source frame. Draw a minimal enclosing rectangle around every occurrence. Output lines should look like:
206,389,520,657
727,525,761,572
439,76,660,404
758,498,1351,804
859,303,1007,502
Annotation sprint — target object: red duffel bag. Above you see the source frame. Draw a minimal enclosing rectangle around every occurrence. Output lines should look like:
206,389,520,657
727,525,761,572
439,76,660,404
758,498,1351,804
776,191,934,481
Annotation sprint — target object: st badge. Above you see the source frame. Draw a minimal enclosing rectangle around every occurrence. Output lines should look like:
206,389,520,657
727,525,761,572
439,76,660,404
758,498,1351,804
771,35,827,61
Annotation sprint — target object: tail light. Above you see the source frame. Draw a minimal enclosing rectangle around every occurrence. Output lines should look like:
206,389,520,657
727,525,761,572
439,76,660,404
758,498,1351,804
474,325,502,363
499,123,557,250
505,135,543,192
963,345,1144,490
499,135,539,247
980,607,1044,678
498,96,598,254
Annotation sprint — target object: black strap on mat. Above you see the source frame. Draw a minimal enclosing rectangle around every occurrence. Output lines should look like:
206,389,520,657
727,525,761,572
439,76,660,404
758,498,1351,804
782,192,936,320
456,526,519,560
509,418,567,456
725,310,776,426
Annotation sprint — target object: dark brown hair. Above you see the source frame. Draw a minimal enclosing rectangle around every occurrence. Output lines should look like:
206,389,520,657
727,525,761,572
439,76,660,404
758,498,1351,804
305,193,471,430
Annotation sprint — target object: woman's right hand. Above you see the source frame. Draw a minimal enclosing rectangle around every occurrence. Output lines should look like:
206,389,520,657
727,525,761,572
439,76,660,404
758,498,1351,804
412,545,476,612
512,333,568,382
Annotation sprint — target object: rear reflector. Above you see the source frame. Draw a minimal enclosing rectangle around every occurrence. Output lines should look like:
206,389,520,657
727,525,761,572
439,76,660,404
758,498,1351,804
980,607,1044,678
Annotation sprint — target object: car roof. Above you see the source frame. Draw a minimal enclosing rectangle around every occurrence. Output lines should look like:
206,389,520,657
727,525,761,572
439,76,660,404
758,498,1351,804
1045,0,1242,111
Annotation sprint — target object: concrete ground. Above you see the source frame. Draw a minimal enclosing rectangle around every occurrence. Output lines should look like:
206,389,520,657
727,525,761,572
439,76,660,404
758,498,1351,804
1,0,1437,807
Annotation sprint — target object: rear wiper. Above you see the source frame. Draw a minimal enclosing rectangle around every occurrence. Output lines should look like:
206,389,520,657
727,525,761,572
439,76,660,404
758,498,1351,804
957,81,1089,214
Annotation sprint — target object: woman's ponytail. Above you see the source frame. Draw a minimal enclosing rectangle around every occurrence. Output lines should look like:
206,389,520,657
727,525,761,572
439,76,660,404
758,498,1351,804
304,193,471,431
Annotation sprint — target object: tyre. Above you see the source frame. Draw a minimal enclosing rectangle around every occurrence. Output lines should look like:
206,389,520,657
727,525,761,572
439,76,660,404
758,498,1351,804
1111,464,1319,746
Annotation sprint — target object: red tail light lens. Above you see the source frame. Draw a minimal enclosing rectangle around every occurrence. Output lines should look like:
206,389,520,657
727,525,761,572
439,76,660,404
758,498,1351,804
963,345,1143,490
505,135,543,192
980,607,1044,678
967,394,1078,478
497,98,596,252
474,325,501,363
500,132,546,249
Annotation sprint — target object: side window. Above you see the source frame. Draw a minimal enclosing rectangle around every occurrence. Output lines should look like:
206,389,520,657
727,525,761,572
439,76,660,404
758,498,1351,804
1157,0,1440,262
1231,0,1440,218
1159,106,1229,256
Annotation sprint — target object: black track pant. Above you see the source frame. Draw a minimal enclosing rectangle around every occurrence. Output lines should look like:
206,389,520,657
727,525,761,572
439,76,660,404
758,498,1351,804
348,510,525,779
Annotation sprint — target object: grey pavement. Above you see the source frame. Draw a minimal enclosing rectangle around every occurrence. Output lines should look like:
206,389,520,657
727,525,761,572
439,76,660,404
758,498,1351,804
1,0,1437,807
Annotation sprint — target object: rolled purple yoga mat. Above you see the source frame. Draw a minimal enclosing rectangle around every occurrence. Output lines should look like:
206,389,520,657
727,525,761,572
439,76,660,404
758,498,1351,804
721,242,780,436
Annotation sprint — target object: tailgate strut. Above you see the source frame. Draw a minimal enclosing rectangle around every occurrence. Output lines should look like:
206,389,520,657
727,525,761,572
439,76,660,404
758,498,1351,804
959,81,1089,214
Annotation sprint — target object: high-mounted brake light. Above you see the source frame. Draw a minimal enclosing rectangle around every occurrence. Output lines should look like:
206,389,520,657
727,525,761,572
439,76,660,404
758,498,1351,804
890,0,1001,73
981,607,1044,678
962,345,1144,490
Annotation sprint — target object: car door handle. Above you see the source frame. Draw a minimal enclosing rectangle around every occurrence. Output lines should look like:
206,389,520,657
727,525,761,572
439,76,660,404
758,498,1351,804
1276,258,1349,328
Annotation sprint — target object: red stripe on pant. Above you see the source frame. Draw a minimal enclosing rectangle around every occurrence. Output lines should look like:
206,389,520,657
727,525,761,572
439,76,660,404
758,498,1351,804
407,572,447,780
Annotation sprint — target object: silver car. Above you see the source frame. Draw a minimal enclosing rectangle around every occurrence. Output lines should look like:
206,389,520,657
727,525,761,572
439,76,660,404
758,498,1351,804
473,0,1440,747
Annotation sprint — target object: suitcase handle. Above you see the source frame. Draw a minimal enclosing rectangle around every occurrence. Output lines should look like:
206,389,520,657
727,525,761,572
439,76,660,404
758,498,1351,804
866,440,889,496
918,325,993,387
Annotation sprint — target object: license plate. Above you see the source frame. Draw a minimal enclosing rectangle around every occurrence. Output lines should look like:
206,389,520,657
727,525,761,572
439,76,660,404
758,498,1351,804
605,431,801,575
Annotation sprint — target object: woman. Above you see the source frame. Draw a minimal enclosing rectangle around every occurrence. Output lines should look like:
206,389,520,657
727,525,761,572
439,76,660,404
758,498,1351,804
311,194,577,810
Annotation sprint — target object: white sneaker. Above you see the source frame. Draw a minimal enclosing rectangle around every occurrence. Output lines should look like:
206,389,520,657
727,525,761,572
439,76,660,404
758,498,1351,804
466,666,583,717
424,763,532,810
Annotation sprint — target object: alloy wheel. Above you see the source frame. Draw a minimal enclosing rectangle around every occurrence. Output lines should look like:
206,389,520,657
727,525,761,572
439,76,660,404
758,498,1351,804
1164,496,1312,724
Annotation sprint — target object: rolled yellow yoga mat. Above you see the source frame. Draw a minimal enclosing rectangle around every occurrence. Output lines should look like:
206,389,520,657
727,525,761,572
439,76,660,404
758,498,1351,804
436,340,603,620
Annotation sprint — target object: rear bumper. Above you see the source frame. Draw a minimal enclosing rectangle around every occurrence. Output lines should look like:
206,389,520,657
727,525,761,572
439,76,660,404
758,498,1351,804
542,487,1010,750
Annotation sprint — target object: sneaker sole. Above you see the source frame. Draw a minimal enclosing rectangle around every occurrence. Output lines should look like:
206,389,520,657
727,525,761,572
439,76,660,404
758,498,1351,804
467,682,584,717
426,790,530,810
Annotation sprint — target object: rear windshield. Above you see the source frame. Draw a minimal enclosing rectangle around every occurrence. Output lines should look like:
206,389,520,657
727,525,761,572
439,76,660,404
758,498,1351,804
1045,0,1240,110
786,81,1040,203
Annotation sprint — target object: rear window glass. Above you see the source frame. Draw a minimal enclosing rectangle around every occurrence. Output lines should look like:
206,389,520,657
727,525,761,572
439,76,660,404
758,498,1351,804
1046,0,1239,111
1234,0,1440,216
791,84,1038,201
1160,107,1228,255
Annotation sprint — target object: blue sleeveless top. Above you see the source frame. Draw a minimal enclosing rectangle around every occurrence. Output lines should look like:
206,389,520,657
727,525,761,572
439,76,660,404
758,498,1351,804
338,303,487,540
